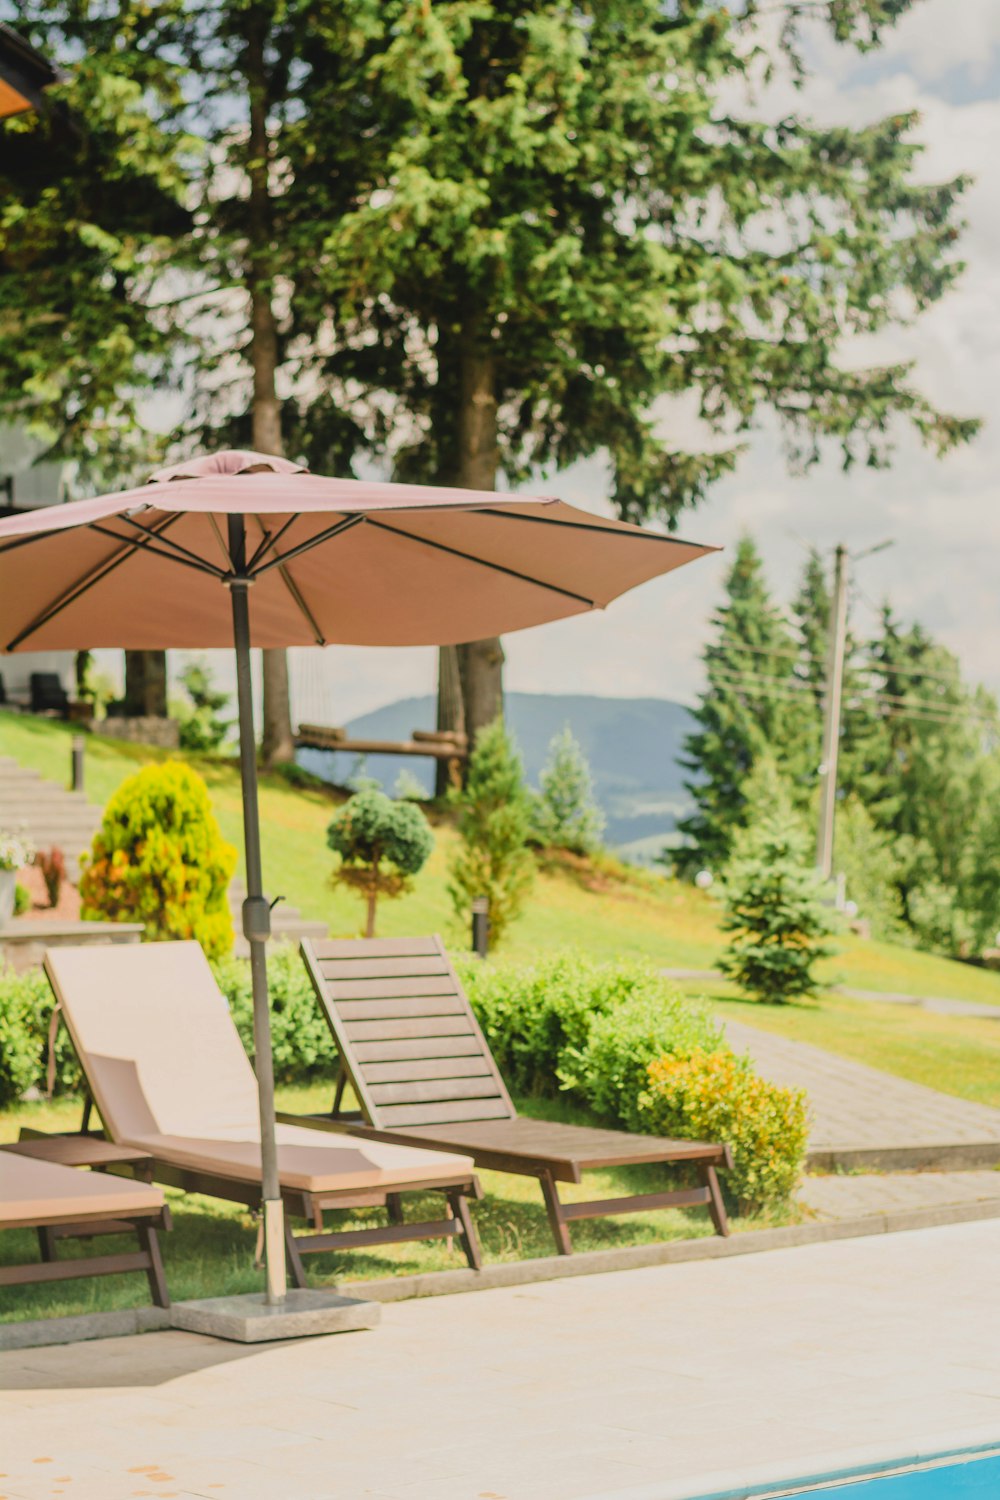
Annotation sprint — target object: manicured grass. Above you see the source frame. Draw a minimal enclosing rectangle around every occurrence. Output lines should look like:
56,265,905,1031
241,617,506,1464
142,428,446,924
6,709,1000,1006
0,1087,778,1325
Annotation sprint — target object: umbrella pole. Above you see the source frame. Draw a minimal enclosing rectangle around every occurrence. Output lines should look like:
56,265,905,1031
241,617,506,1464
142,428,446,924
228,515,286,1305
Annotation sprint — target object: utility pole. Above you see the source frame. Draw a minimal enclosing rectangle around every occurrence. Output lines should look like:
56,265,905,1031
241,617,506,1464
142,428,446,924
816,544,849,881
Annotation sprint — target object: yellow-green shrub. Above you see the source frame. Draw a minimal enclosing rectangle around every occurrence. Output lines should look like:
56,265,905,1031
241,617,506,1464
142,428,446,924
640,1048,809,1211
80,761,237,958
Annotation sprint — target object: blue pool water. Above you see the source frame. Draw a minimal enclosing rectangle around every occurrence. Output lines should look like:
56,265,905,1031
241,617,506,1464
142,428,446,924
788,1453,1000,1497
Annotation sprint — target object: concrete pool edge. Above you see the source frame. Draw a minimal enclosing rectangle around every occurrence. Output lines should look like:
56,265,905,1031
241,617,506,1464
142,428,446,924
575,1427,1000,1500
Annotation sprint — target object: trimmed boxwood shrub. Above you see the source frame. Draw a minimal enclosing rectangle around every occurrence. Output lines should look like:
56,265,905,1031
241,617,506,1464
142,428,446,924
640,1049,809,1211
562,990,724,1130
0,965,82,1102
0,966,42,1106
212,943,337,1085
460,950,808,1212
456,952,648,1096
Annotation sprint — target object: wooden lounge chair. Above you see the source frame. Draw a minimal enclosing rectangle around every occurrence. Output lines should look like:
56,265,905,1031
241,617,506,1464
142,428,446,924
292,937,734,1255
0,1150,170,1307
44,942,483,1283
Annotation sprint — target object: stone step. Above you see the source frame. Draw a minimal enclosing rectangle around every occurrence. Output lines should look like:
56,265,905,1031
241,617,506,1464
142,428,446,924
0,753,105,871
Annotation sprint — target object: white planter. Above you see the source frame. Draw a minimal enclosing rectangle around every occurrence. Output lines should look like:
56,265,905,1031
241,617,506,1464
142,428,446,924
0,868,16,926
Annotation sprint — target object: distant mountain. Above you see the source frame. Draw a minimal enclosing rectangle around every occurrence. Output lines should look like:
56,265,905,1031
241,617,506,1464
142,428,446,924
296,692,696,858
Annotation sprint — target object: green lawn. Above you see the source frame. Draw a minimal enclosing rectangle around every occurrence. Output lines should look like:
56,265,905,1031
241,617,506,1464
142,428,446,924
7,708,1000,1004
0,1086,779,1325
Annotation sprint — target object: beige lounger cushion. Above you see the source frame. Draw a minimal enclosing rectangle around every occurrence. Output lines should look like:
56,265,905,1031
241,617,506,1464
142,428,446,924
0,1152,163,1229
45,942,474,1193
131,1125,474,1193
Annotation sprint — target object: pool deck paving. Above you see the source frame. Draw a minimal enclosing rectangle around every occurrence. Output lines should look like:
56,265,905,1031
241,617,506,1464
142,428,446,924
0,1218,999,1500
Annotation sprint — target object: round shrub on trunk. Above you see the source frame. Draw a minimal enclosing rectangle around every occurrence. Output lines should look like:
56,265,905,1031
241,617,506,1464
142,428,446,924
327,784,434,937
79,761,237,957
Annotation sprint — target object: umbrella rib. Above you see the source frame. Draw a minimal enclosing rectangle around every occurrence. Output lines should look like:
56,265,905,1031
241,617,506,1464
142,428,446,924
246,514,298,573
248,515,327,646
477,508,708,548
5,514,183,651
88,523,228,581
276,563,326,646
113,516,230,578
363,518,597,607
249,514,364,578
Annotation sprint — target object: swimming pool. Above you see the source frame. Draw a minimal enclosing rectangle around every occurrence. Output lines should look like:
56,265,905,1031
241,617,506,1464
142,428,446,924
783,1451,1000,1497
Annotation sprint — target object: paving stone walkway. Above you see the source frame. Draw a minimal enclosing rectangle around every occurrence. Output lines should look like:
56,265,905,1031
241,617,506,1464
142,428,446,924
800,1169,1000,1221
724,1018,1000,1163
1,1221,999,1500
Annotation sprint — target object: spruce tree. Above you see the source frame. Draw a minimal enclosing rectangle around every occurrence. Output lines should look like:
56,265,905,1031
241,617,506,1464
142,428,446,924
531,728,606,856
448,718,535,946
719,761,838,1005
677,537,811,872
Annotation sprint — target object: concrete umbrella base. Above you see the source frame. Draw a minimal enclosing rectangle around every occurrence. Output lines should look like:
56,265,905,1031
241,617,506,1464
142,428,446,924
170,1289,381,1343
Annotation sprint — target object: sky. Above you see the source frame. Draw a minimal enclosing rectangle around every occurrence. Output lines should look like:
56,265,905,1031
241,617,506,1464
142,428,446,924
168,1,1000,726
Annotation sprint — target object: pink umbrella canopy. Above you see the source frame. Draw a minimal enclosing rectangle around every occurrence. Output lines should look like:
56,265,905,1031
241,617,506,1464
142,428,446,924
0,450,715,652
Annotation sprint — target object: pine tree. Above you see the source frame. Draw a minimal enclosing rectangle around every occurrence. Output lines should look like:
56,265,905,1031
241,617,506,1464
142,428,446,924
677,537,812,872
719,761,838,1005
448,718,535,946
531,728,606,856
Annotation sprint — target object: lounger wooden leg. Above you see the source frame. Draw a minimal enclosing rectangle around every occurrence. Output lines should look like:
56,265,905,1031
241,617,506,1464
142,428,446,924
700,1163,730,1237
447,1191,482,1271
36,1226,57,1263
539,1170,573,1256
331,1067,346,1120
284,1224,308,1289
386,1193,404,1225
137,1222,170,1308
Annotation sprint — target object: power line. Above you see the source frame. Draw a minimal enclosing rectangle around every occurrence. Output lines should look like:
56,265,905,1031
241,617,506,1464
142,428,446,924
708,670,997,728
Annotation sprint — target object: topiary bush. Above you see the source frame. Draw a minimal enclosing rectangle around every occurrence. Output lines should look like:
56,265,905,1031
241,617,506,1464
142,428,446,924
562,989,723,1130
212,944,336,1084
640,1048,809,1211
327,783,434,936
80,761,237,958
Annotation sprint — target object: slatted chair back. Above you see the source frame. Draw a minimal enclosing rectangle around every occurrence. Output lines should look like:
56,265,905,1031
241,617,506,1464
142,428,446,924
302,937,516,1130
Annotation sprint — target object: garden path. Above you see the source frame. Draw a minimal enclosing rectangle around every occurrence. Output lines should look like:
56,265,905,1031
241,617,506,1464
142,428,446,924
724,1017,1000,1167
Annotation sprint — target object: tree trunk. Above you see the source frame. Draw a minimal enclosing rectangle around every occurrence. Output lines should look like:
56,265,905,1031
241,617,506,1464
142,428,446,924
124,651,168,717
246,12,294,767
434,645,466,796
365,888,377,938
453,337,504,748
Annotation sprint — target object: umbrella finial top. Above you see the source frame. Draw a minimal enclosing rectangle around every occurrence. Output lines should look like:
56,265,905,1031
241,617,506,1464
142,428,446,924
147,450,309,484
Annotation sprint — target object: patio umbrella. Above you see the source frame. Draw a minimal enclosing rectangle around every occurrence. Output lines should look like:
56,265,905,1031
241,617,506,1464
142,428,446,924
0,448,716,1302
0,23,58,120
